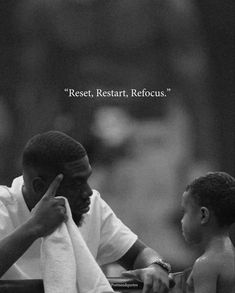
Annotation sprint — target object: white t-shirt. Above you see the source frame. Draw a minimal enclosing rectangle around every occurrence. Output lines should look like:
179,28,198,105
0,176,137,279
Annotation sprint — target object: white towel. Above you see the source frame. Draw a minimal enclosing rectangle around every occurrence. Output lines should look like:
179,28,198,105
41,197,114,293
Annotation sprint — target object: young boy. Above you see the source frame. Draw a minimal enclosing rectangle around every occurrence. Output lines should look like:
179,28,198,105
181,172,235,293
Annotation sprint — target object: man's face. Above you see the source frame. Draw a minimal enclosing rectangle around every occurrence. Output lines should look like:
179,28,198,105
56,155,93,226
181,191,201,244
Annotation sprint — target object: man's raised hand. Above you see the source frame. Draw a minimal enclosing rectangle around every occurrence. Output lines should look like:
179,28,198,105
30,174,67,237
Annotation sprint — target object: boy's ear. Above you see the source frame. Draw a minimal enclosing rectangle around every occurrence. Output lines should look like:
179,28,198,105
200,206,210,224
32,177,47,195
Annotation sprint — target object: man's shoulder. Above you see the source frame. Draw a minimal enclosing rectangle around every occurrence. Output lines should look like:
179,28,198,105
89,189,114,219
91,189,100,197
89,189,103,210
0,176,23,205
90,189,111,209
90,189,100,202
0,185,12,202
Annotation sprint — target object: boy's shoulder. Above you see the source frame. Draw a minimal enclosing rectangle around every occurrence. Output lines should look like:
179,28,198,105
186,253,220,293
186,254,218,293
194,243,235,274
193,252,220,276
190,242,235,293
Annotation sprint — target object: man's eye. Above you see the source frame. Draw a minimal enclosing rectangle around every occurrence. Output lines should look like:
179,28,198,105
63,180,82,188
71,180,84,188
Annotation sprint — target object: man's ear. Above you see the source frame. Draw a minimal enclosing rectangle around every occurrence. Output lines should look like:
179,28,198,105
32,177,47,195
200,206,210,224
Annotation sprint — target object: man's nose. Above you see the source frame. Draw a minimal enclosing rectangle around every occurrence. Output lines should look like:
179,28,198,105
81,183,92,199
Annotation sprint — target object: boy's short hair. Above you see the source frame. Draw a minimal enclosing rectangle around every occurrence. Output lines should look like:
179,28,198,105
186,172,235,226
22,131,87,173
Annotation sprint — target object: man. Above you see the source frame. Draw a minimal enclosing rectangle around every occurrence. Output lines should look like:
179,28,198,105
0,131,171,293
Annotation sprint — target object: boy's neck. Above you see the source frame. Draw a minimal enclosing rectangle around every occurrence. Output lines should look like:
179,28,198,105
201,227,230,251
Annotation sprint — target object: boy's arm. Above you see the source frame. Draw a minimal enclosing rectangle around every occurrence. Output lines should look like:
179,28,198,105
192,257,218,293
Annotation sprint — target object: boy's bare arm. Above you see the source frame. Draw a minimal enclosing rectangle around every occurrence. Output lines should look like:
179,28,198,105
192,257,218,293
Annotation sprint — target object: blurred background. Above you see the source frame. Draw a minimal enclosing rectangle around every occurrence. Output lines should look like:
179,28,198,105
0,0,234,273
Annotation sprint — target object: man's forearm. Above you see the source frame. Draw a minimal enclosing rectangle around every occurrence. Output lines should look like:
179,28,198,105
120,239,171,293
0,219,39,277
133,246,162,269
118,239,163,270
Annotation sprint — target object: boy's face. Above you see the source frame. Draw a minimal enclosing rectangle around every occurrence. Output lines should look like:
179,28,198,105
181,190,202,244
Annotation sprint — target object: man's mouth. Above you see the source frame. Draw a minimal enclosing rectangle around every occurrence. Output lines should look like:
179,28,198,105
80,205,90,213
79,199,91,213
